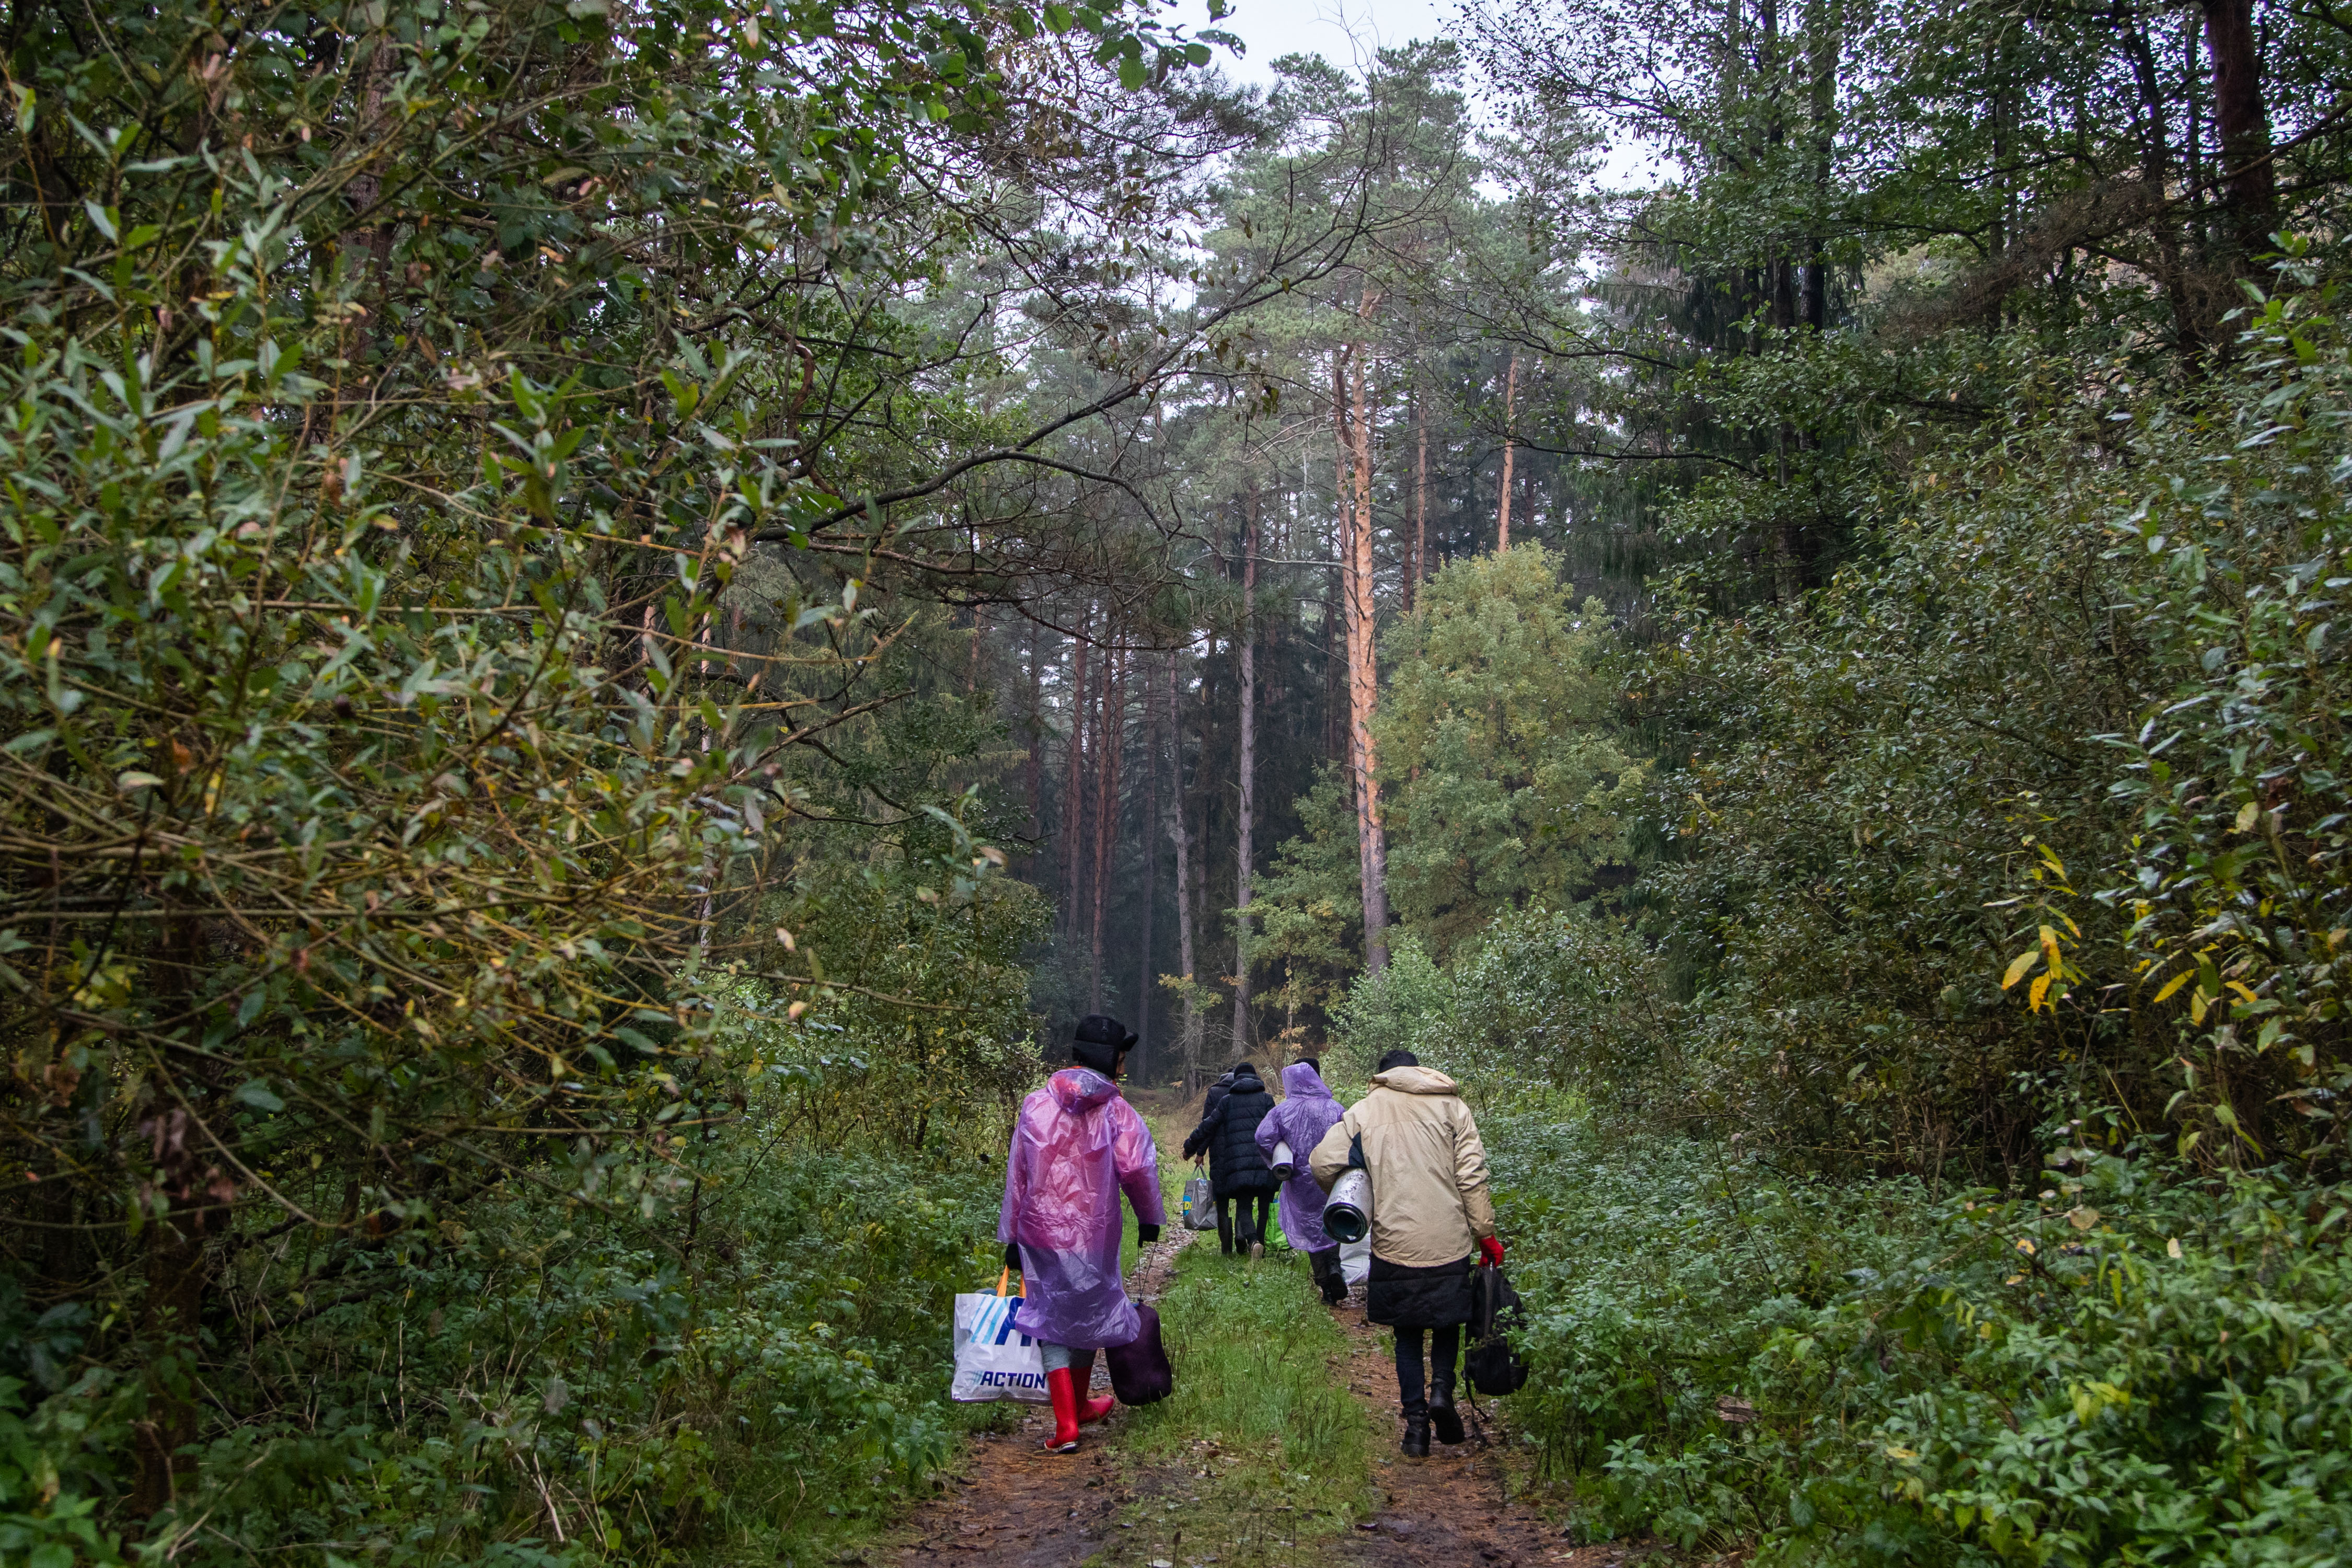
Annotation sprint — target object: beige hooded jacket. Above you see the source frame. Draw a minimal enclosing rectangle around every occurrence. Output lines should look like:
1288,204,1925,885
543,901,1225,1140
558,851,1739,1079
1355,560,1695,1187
1308,1065,1496,1267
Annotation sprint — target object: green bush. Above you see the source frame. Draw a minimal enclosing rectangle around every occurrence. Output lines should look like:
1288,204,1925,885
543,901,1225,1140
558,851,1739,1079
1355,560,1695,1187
0,1119,1001,1568
1484,1103,2352,1566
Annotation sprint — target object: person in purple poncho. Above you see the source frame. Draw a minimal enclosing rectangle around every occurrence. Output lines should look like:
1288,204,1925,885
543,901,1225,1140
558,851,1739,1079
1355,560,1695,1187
1255,1058,1351,1304
999,1013,1166,1454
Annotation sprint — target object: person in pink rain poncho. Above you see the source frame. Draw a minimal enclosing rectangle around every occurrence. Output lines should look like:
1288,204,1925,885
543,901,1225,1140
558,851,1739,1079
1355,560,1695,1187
999,1013,1165,1453
1254,1059,1351,1304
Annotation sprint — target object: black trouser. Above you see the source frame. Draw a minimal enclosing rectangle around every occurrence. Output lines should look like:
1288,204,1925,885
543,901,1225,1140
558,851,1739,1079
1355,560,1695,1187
1308,1246,1348,1302
1217,1190,1274,1253
1394,1324,1460,1415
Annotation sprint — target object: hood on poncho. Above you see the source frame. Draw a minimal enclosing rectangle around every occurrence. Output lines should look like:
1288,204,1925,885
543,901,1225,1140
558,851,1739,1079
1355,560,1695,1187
1050,1067,1120,1113
1368,1064,1460,1097
1280,1061,1335,1101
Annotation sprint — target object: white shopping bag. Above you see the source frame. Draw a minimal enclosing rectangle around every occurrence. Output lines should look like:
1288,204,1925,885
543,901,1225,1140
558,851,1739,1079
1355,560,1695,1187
951,1273,1050,1404
1340,1232,1370,1285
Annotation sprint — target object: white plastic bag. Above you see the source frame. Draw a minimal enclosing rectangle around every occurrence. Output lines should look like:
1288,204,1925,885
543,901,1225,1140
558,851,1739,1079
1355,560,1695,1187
1341,1232,1370,1285
950,1275,1050,1404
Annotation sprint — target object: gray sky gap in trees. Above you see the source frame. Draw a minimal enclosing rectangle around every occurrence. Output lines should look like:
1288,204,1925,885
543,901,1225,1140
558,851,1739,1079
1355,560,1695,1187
1172,0,1674,194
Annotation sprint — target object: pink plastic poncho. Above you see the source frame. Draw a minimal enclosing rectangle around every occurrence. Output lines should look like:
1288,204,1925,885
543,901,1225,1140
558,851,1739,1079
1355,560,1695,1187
1255,1062,1347,1252
999,1068,1166,1350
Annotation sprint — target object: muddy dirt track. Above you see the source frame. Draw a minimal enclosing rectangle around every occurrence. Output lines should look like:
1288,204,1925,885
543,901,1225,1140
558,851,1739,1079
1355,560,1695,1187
890,1232,1195,1568
889,1236,1655,1568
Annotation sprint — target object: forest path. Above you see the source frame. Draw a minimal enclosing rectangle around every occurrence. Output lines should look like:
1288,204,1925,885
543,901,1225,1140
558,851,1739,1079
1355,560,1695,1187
888,1204,1200,1568
1325,1306,1633,1568
889,1095,1646,1568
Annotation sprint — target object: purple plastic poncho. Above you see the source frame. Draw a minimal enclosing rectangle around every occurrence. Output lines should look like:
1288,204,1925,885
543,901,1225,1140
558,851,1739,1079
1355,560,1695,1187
1255,1062,1347,1252
999,1067,1166,1350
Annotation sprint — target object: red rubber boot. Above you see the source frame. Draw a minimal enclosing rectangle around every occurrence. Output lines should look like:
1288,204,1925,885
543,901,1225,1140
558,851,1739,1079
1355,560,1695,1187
1070,1350,1115,1425
1042,1367,1081,1453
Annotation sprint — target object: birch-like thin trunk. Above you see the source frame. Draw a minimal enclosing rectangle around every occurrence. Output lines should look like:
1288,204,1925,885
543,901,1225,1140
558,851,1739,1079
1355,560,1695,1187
1335,321,1390,975
1495,354,1518,552
1230,488,1259,1050
1162,653,1201,1087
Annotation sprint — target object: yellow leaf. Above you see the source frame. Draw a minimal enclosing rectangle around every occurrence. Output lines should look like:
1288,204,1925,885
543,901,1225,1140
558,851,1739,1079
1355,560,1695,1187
2030,972,2054,1011
2003,948,2040,989
2067,1206,2100,1230
2235,800,2259,833
2153,970,2193,1003
2226,979,2260,1005
2166,1237,2183,1259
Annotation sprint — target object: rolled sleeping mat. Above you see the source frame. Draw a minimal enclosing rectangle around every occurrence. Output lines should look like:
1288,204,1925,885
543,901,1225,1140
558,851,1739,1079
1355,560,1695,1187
1269,1139,1296,1181
1323,1167,1371,1244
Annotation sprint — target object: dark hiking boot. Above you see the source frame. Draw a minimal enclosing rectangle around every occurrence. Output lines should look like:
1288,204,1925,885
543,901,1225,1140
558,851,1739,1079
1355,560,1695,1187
1429,1382,1465,1445
1400,1411,1432,1458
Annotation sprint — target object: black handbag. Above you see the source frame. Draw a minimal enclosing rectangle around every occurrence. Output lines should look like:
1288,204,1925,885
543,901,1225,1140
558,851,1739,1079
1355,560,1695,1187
1466,1262,1530,1397
1106,1301,1173,1405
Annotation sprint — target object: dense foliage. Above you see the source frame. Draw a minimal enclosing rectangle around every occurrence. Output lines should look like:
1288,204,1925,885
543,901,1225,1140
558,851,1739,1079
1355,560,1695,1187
0,0,1258,1558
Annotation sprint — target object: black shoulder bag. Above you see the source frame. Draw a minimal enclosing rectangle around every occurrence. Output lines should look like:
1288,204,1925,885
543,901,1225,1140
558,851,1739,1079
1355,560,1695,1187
1466,1262,1530,1397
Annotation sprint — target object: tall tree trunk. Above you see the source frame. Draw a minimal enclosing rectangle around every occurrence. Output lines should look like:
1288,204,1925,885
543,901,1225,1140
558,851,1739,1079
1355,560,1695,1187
1410,386,1428,610
1136,642,1160,1063
2122,14,2201,349
1494,355,1518,552
1024,620,1043,863
1230,487,1259,1051
1089,642,1124,1013
1335,318,1391,974
1061,620,1090,937
1162,653,1201,1088
2200,0,2275,264
132,1204,210,1516
1802,0,1835,333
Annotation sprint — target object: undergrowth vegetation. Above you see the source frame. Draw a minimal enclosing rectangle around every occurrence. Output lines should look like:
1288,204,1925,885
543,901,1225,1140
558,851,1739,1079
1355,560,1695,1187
1327,280,2352,1563
1,1033,1016,1568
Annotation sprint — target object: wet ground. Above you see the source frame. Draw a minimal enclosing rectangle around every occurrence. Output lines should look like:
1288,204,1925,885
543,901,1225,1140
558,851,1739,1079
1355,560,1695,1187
889,1236,1670,1568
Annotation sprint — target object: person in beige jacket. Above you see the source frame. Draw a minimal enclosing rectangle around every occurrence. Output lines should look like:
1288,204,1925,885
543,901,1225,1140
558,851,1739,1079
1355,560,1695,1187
1309,1050,1503,1456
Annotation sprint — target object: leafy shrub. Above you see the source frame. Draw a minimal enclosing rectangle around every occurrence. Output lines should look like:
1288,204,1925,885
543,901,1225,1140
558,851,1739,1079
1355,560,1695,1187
1485,1103,2352,1566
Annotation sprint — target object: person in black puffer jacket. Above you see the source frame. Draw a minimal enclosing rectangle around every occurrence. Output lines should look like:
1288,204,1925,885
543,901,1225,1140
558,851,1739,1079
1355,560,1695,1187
1182,1063,1277,1255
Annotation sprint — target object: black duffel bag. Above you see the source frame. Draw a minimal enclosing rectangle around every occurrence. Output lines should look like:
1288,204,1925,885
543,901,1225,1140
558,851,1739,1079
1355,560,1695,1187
1466,1262,1530,1397
1106,1301,1173,1405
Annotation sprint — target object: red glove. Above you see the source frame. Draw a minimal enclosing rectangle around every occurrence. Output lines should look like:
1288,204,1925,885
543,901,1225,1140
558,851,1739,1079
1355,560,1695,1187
1478,1236,1505,1268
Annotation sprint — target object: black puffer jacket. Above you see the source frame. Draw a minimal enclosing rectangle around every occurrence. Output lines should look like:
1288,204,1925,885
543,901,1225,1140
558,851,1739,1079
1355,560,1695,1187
1180,1073,1234,1161
1192,1068,1276,1196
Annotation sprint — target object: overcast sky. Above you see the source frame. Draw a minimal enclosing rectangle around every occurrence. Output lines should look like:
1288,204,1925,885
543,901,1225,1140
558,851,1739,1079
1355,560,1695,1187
1168,0,1458,86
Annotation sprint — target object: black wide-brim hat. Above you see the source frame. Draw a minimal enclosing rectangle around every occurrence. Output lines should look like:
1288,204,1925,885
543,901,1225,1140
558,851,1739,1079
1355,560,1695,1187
1074,1013,1139,1052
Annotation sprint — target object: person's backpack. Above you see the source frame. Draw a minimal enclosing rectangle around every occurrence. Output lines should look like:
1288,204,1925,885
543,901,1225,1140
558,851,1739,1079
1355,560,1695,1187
1466,1262,1530,1397
1106,1301,1173,1405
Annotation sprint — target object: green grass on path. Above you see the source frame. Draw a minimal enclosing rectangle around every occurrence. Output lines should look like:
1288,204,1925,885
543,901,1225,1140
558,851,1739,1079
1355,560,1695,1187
1100,1244,1377,1568
1071,1112,1379,1568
